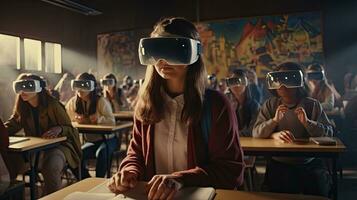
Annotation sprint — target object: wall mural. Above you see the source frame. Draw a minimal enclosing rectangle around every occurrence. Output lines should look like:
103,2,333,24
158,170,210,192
97,12,323,80
196,11,323,78
97,29,150,80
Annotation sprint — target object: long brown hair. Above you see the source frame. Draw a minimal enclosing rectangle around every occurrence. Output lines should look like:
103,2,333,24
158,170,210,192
135,17,207,125
74,72,100,116
307,63,333,102
12,73,52,120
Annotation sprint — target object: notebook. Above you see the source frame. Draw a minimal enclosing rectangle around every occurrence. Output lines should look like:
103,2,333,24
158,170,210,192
64,180,216,200
310,137,337,146
9,137,30,145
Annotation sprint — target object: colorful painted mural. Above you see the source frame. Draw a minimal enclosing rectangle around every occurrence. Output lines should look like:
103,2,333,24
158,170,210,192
97,29,150,80
196,12,323,78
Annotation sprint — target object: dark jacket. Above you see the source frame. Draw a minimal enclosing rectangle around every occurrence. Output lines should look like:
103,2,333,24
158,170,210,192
5,97,82,169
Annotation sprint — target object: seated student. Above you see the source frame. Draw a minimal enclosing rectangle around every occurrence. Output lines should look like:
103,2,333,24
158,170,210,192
0,118,10,182
306,63,335,111
226,69,260,137
253,62,333,197
66,72,116,178
3,73,81,195
101,73,129,112
107,17,244,199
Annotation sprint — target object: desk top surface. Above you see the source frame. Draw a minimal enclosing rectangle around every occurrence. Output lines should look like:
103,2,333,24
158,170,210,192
240,137,345,153
72,121,133,131
40,178,328,200
8,136,66,152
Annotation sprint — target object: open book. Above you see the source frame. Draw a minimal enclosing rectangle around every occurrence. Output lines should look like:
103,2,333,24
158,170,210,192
64,180,215,200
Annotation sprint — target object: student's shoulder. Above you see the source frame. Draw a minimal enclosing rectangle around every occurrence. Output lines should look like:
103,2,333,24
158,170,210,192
206,89,229,106
301,97,322,110
261,96,280,108
47,96,66,110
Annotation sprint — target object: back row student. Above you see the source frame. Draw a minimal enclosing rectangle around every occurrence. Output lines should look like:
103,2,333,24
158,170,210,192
3,73,82,195
253,62,333,196
107,17,244,199
66,72,116,178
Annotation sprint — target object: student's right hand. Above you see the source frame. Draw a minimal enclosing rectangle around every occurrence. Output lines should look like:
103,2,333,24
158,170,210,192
271,130,294,143
273,105,288,122
74,115,86,124
107,169,138,193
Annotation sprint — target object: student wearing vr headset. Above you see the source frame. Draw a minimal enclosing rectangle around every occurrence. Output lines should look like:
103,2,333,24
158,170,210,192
66,72,116,178
253,62,333,196
306,63,335,111
226,69,260,137
101,73,128,112
107,17,244,199
3,73,81,195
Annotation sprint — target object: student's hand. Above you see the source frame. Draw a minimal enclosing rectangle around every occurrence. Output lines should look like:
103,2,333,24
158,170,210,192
107,169,138,193
295,107,309,127
146,174,183,200
273,105,288,122
74,115,86,124
89,114,98,124
42,126,62,139
271,130,294,143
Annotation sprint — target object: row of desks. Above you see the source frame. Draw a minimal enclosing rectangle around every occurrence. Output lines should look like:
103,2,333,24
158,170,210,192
6,119,345,200
40,178,329,200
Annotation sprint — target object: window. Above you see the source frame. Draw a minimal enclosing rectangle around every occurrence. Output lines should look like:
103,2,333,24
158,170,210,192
0,34,20,69
45,42,62,73
24,38,42,71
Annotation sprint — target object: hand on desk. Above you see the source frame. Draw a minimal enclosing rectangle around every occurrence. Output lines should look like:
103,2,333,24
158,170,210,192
89,114,98,124
74,115,86,124
271,130,294,143
107,169,138,193
42,126,62,139
146,174,183,200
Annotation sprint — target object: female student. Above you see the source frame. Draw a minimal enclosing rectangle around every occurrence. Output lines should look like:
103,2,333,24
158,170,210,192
226,69,260,136
4,73,81,194
101,73,128,112
107,17,244,200
253,62,333,196
66,72,116,178
306,63,335,111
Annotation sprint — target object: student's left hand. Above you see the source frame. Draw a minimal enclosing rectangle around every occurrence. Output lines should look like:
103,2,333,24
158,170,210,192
42,126,62,139
89,114,98,124
146,174,183,200
295,107,309,127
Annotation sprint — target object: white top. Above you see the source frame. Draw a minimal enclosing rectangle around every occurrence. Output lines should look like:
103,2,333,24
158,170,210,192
154,91,188,174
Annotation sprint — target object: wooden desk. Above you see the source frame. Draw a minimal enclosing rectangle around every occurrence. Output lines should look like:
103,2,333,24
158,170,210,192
72,122,133,133
113,111,134,121
72,122,133,177
240,137,345,200
40,178,328,200
8,136,67,200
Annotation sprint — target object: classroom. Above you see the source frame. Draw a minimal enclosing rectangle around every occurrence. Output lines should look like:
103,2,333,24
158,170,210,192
1,0,357,199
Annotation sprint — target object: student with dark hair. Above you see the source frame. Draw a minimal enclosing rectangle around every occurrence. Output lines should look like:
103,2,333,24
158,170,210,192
306,63,335,111
226,69,260,136
253,62,333,196
101,73,128,112
107,17,244,199
4,73,81,194
66,72,116,178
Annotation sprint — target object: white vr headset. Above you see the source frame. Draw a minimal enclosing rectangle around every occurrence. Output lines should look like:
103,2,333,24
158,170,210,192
13,79,43,94
138,37,202,65
71,80,95,92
